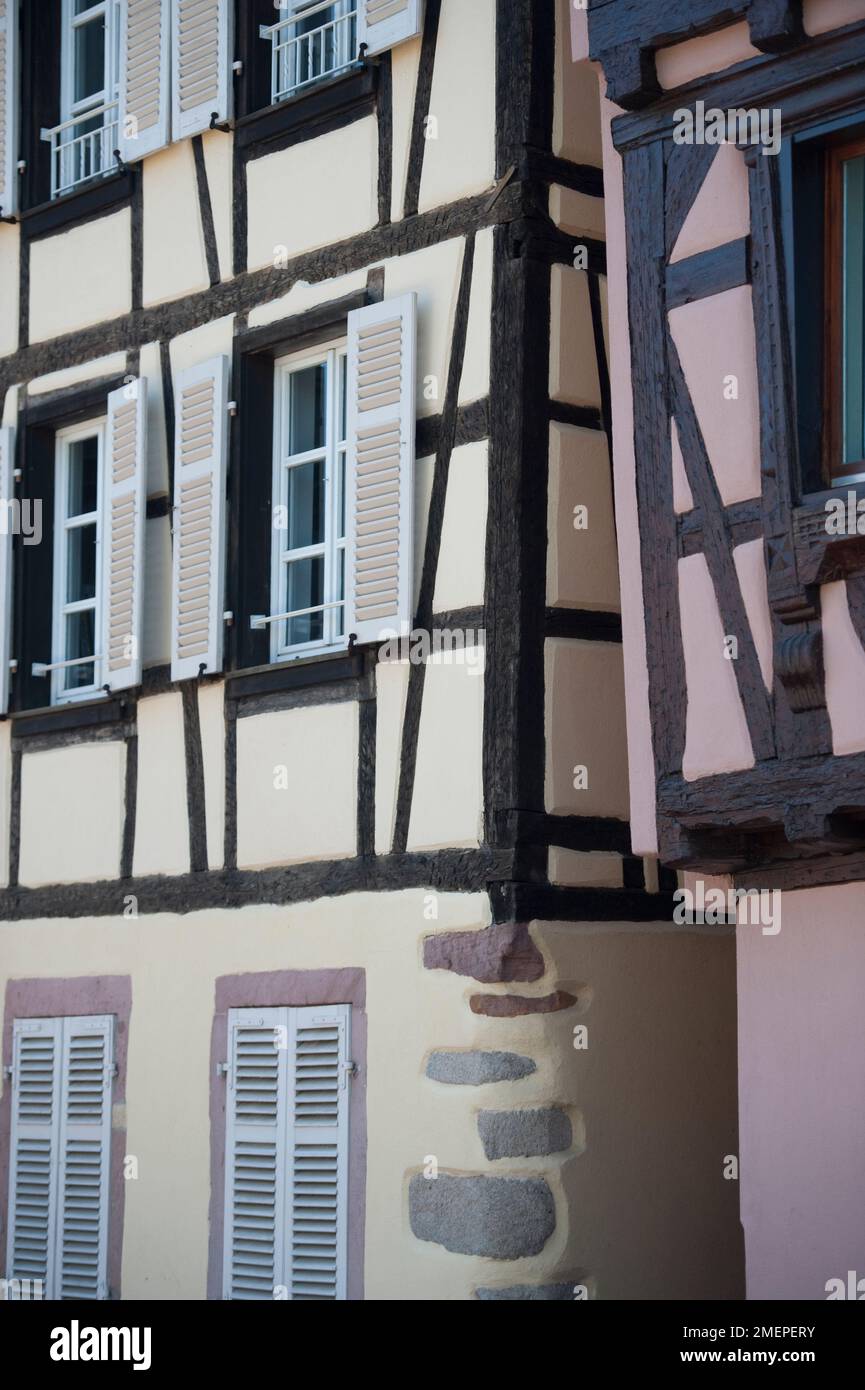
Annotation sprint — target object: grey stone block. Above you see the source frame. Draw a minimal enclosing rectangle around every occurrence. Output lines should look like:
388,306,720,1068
478,1107,572,1160
425,1050,536,1086
475,1283,576,1300
409,1173,555,1258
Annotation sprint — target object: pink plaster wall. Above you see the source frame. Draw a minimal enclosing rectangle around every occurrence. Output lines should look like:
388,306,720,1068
821,581,865,755
670,144,751,265
656,23,760,89
669,286,763,506
598,86,658,855
803,0,865,35
678,553,755,780
737,883,865,1299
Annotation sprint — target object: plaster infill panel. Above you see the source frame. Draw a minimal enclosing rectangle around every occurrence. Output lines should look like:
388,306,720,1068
28,211,132,343
432,440,488,612
132,692,190,879
407,650,484,850
19,741,126,886
670,144,750,265
375,658,410,854
822,580,865,755
236,701,358,868
803,0,865,35
669,285,762,506
656,22,760,90
732,539,773,693
544,638,629,820
142,141,209,306
0,224,19,357
547,423,620,612
417,0,496,212
383,235,470,418
554,0,603,166
389,32,422,221
550,265,602,410
245,118,378,272
678,553,754,781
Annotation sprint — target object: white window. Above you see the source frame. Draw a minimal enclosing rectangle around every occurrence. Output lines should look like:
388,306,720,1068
270,345,348,661
223,1004,351,1300
45,0,122,198
52,419,104,704
262,1,359,106
5,1015,114,1301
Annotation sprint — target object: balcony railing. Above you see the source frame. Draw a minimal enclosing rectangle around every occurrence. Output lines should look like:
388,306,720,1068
41,101,120,201
261,3,359,106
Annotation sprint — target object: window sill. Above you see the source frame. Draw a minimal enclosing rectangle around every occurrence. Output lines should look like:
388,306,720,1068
226,647,364,701
20,170,135,241
10,692,130,739
235,64,377,159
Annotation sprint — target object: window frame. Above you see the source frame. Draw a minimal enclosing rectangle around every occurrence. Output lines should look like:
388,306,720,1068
270,340,348,664
54,0,122,199
263,0,360,108
825,131,865,487
51,416,105,706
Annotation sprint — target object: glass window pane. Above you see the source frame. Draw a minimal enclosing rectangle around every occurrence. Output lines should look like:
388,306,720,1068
284,459,325,550
335,548,345,638
282,556,324,647
338,355,347,443
337,450,346,540
74,16,106,103
843,154,865,465
63,610,96,690
288,364,326,455
66,523,97,603
67,436,99,517
73,0,99,15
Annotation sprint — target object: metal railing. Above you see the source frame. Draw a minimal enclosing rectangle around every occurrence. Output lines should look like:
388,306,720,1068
41,101,120,200
261,3,359,105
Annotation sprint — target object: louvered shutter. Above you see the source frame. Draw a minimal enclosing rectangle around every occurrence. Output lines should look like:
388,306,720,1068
345,294,416,646
287,1005,350,1301
223,1009,289,1300
0,0,18,218
358,0,423,56
101,381,146,692
171,0,232,140
0,425,14,714
118,0,171,162
54,1017,113,1301
5,1019,62,1300
170,355,229,681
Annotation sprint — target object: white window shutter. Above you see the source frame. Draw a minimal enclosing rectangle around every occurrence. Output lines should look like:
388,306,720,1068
0,0,18,218
287,1004,350,1301
171,0,232,140
0,424,15,714
358,0,423,57
5,1018,63,1300
170,355,229,681
118,0,172,162
55,1016,114,1301
345,294,416,647
101,381,147,692
223,1009,289,1300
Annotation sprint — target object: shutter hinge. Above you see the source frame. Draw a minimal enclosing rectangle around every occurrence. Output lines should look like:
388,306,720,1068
216,1061,230,1079
223,611,234,627
227,400,238,416
232,60,243,76
2,1065,12,1083
343,1061,358,1082
17,160,26,174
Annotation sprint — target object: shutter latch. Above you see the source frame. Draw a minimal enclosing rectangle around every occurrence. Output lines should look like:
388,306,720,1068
342,1061,358,1087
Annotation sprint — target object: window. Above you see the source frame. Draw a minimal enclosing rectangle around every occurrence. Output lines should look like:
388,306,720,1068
268,345,348,661
5,1015,115,1301
826,135,865,485
262,1,359,106
52,419,104,703
45,0,122,199
222,1004,351,1300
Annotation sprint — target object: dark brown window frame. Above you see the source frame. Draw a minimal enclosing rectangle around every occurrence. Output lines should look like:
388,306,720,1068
824,132,865,485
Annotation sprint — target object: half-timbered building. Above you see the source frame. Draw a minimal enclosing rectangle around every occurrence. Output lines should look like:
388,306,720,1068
583,0,865,1300
0,0,743,1301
